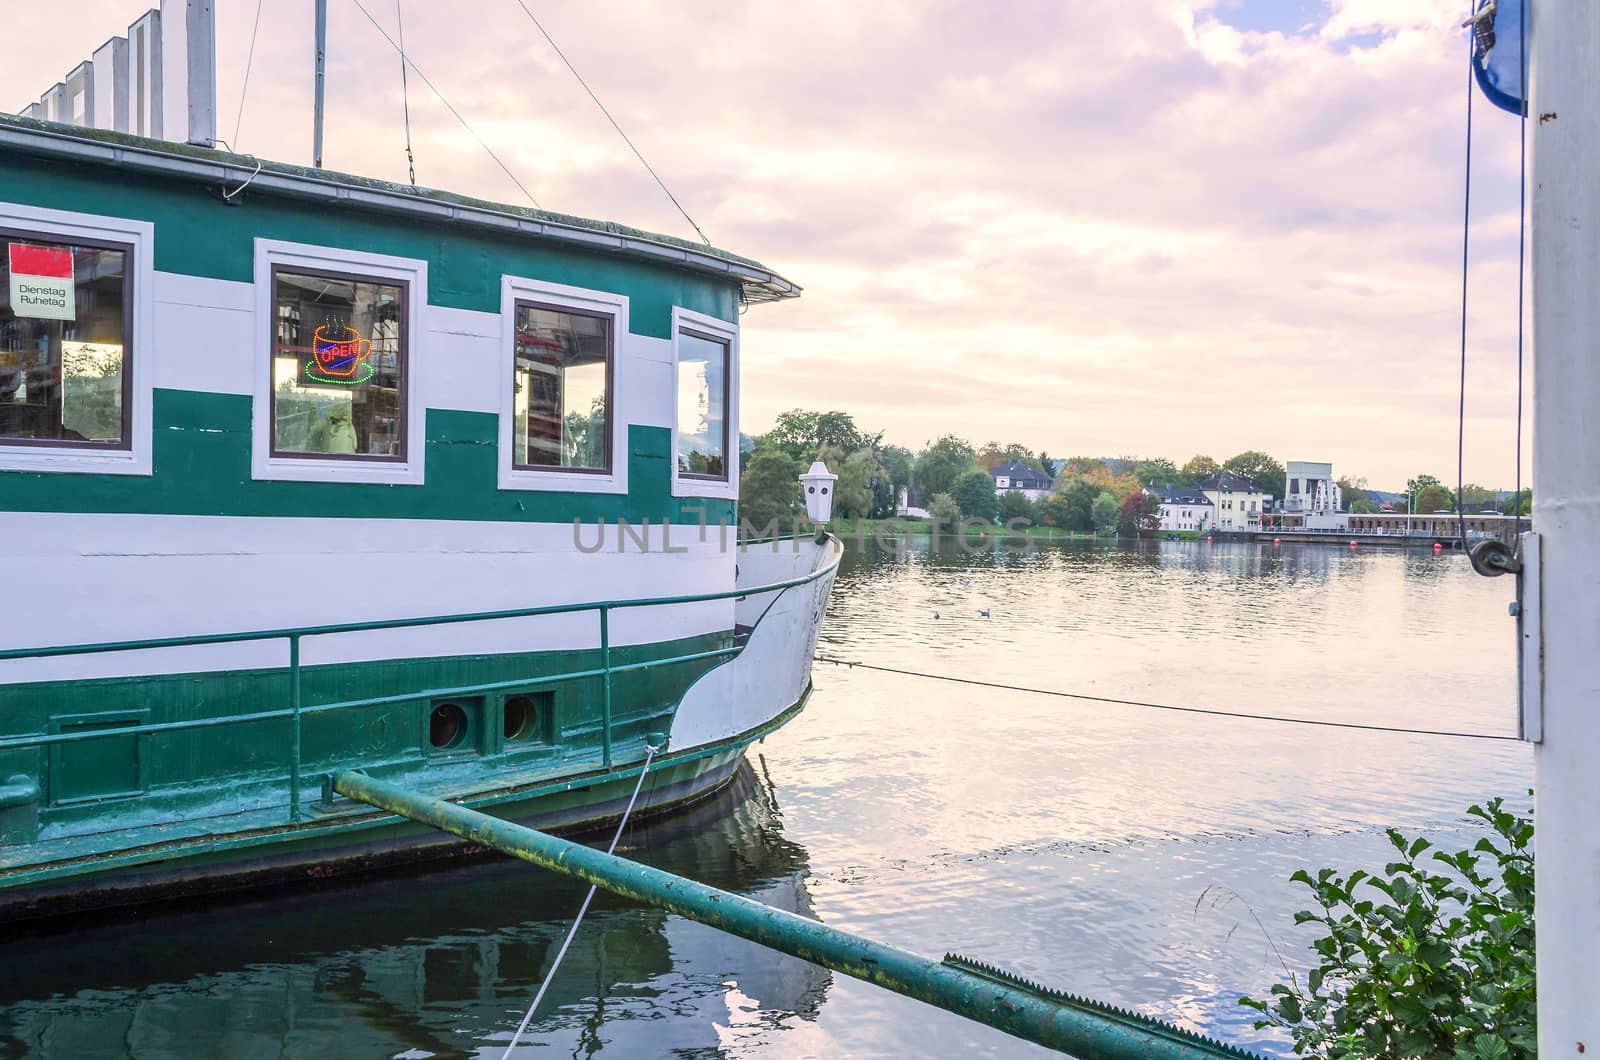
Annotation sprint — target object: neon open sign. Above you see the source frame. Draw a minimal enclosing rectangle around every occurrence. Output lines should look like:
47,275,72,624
304,325,374,386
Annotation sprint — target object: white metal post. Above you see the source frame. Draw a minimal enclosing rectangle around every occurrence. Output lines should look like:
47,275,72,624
313,0,327,167
1531,0,1600,1052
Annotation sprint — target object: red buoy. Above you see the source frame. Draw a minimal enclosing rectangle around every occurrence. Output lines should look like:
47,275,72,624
1273,538,1281,545
1349,541,1358,548
1434,542,1444,552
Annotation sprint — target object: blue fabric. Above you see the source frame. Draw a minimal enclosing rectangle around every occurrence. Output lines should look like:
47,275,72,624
1472,0,1528,116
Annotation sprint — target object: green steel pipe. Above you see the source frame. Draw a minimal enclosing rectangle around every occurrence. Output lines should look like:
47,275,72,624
333,770,1255,1060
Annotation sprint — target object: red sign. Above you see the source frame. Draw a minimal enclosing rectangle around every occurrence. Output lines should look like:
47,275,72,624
9,244,72,278
8,243,75,321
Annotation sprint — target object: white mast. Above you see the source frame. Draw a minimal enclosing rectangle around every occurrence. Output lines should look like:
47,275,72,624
1531,0,1600,1050
313,0,327,167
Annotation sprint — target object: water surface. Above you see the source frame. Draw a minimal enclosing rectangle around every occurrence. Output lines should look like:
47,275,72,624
0,539,1528,1057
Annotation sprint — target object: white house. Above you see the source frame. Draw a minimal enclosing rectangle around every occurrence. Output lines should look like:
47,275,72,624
1149,485,1214,532
1283,460,1348,531
1198,472,1271,530
990,460,1053,502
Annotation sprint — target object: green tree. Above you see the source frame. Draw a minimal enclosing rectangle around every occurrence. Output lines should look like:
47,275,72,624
817,444,881,521
1091,490,1120,534
1406,473,1444,499
953,468,998,521
1241,798,1534,1060
1036,451,1057,479
1499,489,1532,516
1133,457,1179,486
1223,450,1286,499
763,409,875,459
1349,496,1381,514
1459,483,1500,512
1050,478,1101,532
1416,484,1456,513
1181,455,1220,483
927,492,960,529
1337,475,1368,512
915,435,977,498
1060,456,1108,478
737,445,803,534
977,441,1042,473
880,444,915,498
998,489,1037,526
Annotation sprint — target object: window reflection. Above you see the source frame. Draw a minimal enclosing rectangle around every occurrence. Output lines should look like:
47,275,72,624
271,270,405,459
0,236,128,447
676,330,727,479
513,303,611,471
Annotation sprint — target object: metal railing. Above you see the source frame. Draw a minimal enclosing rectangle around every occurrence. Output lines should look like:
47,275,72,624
0,538,840,824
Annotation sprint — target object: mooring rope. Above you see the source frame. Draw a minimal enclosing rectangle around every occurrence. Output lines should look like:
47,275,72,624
500,742,660,1057
816,656,1519,743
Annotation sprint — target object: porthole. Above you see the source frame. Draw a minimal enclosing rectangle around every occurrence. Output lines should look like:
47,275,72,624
429,702,469,751
503,690,553,744
504,695,535,740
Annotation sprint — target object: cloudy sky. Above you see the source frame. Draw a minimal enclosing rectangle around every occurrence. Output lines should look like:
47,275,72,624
10,0,1529,489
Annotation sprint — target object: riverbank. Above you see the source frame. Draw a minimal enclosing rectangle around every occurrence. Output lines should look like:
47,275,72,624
827,518,1099,540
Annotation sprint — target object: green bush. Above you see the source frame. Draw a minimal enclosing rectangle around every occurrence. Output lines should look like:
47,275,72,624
1240,798,1535,1060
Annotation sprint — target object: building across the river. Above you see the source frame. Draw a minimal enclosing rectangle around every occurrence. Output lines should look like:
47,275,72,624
1149,484,1214,533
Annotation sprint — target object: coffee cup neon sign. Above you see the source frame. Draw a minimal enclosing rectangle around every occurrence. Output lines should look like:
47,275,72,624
305,324,375,386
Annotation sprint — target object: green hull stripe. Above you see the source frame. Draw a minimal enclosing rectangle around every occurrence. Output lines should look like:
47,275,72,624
0,630,732,847
0,153,737,333
0,687,811,894
0,389,736,521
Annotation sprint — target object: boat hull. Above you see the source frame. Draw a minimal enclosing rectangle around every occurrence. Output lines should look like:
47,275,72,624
0,693,803,924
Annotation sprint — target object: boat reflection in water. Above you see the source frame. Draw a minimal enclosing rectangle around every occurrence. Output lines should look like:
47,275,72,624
0,761,830,1057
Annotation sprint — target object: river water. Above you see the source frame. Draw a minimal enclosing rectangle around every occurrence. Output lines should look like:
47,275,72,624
0,538,1529,1058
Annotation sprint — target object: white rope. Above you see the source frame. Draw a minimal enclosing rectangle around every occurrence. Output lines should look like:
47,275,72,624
500,743,660,1057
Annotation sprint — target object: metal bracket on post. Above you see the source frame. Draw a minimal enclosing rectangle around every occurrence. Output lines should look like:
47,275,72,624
1515,531,1542,742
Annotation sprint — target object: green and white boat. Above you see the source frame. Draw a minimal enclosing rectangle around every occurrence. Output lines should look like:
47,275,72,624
0,4,837,922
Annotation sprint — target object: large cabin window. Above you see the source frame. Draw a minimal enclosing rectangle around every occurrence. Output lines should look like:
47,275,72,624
270,267,407,460
511,301,611,472
0,232,130,449
676,329,729,480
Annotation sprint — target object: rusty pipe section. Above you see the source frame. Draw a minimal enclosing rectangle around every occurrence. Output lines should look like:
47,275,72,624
333,770,1257,1060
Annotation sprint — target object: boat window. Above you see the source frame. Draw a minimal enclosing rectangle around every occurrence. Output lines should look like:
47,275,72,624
0,232,130,449
512,301,612,472
676,329,729,479
270,267,407,460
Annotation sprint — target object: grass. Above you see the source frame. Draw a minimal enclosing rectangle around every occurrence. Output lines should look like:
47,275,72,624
827,518,1102,540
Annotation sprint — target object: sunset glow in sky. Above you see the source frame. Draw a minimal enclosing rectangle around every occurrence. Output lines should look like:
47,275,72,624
8,0,1531,489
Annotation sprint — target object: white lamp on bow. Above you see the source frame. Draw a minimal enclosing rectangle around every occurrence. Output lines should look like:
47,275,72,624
800,460,837,523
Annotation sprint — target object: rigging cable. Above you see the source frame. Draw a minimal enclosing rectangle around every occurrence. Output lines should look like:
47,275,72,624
396,0,417,186
1512,0,1528,537
1455,23,1474,552
500,742,661,1058
347,0,543,209
815,656,1520,743
509,0,712,246
230,0,267,148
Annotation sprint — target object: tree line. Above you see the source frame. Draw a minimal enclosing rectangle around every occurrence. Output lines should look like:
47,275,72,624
742,410,1256,535
738,409,1533,535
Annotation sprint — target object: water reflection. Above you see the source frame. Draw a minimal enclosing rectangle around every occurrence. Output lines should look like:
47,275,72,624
774,536,1527,1056
0,763,831,1058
